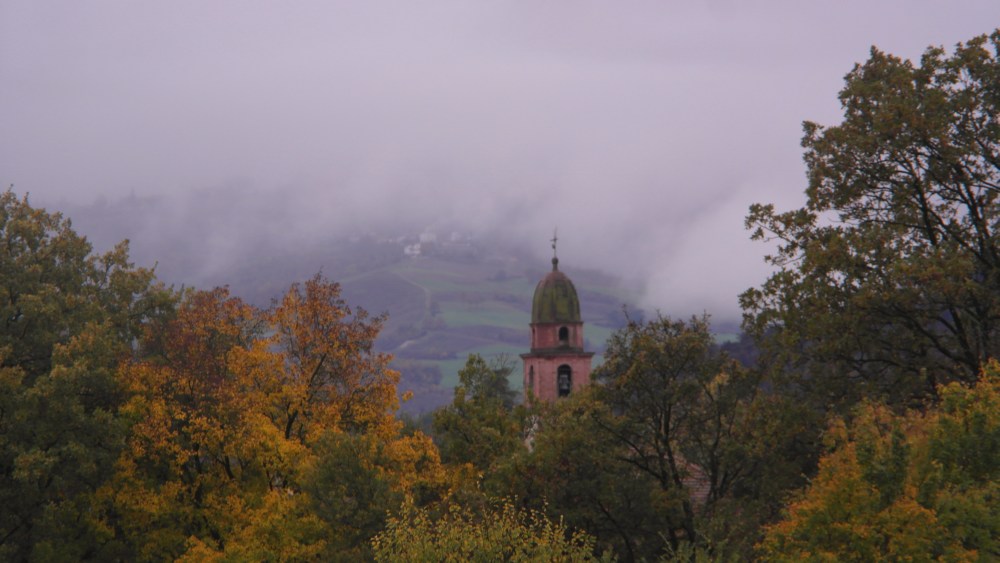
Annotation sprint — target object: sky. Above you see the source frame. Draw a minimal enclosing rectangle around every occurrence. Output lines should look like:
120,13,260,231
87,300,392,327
2,1,998,321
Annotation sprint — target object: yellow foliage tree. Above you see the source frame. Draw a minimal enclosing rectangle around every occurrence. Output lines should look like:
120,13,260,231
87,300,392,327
105,276,448,560
760,364,1000,561
372,499,613,562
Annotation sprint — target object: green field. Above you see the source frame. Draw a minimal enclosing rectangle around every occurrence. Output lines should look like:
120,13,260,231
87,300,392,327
439,301,527,329
226,247,635,413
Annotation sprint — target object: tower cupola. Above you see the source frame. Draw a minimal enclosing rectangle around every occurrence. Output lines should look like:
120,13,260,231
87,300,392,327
531,257,582,324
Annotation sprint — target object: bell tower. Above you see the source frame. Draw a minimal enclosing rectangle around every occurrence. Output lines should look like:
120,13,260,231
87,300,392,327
521,235,593,402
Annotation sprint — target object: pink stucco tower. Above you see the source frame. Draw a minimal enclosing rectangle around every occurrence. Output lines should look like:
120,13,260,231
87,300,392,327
521,251,594,402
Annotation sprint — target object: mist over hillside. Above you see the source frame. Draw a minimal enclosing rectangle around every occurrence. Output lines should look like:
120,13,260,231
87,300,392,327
7,1,995,354
52,191,660,412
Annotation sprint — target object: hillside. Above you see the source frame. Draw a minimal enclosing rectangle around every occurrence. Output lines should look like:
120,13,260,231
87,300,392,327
53,194,749,412
49,194,641,412
212,233,638,413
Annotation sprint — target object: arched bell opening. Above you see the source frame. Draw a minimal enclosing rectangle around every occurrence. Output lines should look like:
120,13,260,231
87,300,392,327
557,364,572,397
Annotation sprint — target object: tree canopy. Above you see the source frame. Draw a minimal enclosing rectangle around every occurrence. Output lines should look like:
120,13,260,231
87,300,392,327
432,354,524,473
761,364,1000,561
587,315,813,559
0,191,453,560
742,31,1000,409
0,190,173,560
107,278,449,560
372,499,612,563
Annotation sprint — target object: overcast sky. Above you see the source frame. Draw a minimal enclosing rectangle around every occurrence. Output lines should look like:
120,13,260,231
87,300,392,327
2,1,998,320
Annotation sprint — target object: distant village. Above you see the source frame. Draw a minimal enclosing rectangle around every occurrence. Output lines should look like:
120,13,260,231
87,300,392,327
350,228,480,261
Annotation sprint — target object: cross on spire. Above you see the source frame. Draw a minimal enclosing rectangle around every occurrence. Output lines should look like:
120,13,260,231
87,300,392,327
551,228,559,271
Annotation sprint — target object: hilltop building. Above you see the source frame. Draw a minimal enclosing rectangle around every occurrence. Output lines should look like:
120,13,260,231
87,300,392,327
521,248,593,402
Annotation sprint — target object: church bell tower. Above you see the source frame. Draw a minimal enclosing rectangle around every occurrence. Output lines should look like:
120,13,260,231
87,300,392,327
521,236,593,402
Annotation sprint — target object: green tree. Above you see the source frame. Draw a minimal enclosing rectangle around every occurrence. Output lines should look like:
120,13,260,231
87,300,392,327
591,315,813,558
760,364,1000,561
509,390,671,562
431,355,670,560
0,190,172,560
301,432,401,561
433,354,525,473
742,30,1000,410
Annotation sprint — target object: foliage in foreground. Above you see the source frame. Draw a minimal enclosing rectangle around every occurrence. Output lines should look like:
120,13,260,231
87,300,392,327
0,190,173,561
589,315,814,559
761,365,1000,561
106,279,449,560
372,499,613,562
450,314,817,562
0,188,454,560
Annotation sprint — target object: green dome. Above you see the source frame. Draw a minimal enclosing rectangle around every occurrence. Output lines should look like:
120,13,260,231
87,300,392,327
531,258,581,324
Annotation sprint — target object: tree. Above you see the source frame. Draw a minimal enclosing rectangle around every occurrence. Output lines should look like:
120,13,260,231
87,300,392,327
590,315,815,558
0,190,172,560
371,498,613,562
432,354,525,473
300,431,400,560
108,277,448,560
508,390,671,562
760,364,1000,561
108,288,274,560
742,31,1000,409
269,275,400,439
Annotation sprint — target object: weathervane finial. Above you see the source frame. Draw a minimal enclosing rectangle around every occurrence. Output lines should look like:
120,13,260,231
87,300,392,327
551,228,559,271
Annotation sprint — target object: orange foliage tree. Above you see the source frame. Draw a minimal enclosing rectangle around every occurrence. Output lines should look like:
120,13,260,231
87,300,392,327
106,275,447,560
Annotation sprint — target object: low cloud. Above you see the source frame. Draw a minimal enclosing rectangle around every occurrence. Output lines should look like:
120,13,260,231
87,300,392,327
3,1,997,321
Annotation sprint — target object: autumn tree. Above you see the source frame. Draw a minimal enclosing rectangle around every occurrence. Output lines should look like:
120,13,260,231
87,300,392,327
0,190,173,560
108,288,276,560
108,276,448,560
742,30,1000,410
760,363,1000,561
372,498,613,562
269,276,400,439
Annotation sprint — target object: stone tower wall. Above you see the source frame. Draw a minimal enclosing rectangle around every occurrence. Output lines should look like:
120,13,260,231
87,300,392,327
522,353,592,402
530,321,585,350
